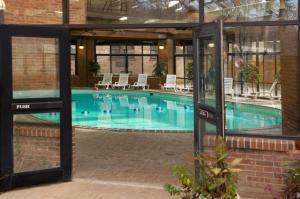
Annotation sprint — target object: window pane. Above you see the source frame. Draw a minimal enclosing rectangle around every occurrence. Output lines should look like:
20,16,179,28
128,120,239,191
3,0,63,24
12,37,60,99
97,56,111,74
111,45,126,54
127,45,142,54
199,37,216,109
71,55,76,76
128,56,142,75
13,113,60,173
143,46,158,55
205,0,298,22
96,45,110,54
224,25,299,136
176,57,185,78
70,0,199,24
143,56,157,75
111,56,126,74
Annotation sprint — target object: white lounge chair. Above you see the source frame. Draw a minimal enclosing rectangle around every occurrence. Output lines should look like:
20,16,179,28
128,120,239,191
224,78,234,98
112,73,130,90
163,75,177,91
255,79,279,100
132,74,149,90
95,73,113,89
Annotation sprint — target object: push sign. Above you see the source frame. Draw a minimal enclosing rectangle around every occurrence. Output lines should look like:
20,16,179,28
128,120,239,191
15,104,30,110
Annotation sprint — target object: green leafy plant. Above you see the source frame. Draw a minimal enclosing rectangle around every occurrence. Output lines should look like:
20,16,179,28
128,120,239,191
88,61,100,77
153,61,167,86
241,63,259,93
186,62,193,84
283,160,300,199
165,137,241,199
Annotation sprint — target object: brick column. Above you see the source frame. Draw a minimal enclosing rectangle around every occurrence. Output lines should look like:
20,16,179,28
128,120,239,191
280,25,299,135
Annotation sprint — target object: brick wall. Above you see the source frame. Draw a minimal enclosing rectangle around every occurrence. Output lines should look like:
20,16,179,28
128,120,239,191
280,25,299,135
4,0,63,24
204,135,299,199
13,123,76,175
12,37,59,91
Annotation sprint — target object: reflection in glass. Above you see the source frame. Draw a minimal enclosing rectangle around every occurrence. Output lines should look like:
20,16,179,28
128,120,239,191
12,37,60,99
13,113,61,173
70,0,199,24
205,0,298,22
224,25,299,136
199,37,216,108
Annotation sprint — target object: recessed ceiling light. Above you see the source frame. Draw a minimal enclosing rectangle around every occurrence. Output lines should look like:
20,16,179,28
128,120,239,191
168,0,179,8
119,16,128,21
132,5,138,9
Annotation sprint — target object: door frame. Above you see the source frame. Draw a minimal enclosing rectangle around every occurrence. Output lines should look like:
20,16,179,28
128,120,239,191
0,25,72,190
193,21,225,157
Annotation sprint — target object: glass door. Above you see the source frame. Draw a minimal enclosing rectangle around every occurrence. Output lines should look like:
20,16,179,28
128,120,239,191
0,25,72,189
193,21,225,155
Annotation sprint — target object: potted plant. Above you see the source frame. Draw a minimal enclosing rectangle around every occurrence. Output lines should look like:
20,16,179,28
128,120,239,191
153,61,167,87
283,160,300,199
88,61,100,77
165,137,241,199
241,63,259,94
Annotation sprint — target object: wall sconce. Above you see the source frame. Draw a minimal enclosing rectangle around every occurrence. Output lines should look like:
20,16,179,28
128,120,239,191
159,41,166,50
0,0,6,10
78,39,84,50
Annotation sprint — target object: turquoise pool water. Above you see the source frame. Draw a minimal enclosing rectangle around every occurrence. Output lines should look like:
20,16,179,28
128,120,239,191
34,89,282,131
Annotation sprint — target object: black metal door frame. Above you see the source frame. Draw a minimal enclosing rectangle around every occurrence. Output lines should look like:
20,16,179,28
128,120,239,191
193,21,225,157
0,25,72,190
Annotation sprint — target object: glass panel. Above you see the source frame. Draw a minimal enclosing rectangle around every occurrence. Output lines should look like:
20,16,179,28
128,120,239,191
3,0,63,24
111,45,126,54
224,25,299,136
128,56,142,75
96,45,110,54
71,44,77,76
71,54,76,76
111,56,126,74
12,37,60,99
143,45,158,55
199,36,216,109
205,0,298,22
97,56,111,74
13,113,60,173
176,57,185,78
143,56,157,75
176,46,184,54
199,120,217,135
127,45,142,54
70,0,199,24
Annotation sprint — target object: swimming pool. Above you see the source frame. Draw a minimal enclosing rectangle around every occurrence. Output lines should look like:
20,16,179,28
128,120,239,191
33,89,282,131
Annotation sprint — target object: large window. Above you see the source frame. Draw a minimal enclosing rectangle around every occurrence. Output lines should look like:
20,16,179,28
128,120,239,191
96,41,159,75
70,40,78,76
224,25,299,136
205,0,298,22
174,40,193,85
70,0,199,24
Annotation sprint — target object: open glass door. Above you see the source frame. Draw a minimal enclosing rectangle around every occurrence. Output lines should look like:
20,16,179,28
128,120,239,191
0,25,72,190
193,21,225,155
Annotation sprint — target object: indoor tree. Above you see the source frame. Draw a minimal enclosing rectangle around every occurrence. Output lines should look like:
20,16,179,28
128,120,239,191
153,61,167,86
88,61,101,77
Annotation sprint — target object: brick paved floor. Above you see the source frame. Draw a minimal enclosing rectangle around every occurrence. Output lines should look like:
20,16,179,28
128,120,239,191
74,128,194,186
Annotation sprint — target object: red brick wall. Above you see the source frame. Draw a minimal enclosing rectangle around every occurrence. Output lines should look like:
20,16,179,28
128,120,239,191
13,124,76,175
4,0,63,24
204,135,298,199
69,0,87,24
12,37,59,91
